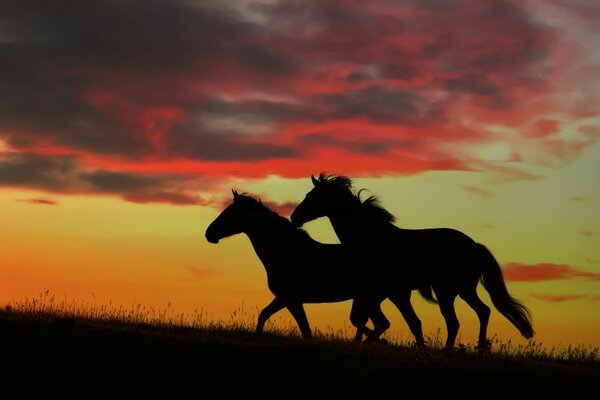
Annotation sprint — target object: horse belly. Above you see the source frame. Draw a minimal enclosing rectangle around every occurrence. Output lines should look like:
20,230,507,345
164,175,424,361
298,273,356,303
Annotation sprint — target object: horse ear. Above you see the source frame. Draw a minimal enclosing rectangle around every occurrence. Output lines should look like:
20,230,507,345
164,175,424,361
311,174,319,187
232,189,239,199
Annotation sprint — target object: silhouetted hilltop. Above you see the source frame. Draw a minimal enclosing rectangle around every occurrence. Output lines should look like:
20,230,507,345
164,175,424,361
0,309,598,399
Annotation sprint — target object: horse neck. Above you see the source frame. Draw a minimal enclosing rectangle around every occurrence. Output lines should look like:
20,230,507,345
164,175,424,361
328,203,397,244
243,212,299,272
328,213,360,243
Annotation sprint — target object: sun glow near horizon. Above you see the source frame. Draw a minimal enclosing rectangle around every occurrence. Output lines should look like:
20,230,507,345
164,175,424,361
2,142,599,348
1,0,599,350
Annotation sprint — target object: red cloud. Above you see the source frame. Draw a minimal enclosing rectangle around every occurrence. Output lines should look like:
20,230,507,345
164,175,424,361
531,294,588,303
0,0,598,204
503,262,600,282
530,119,560,137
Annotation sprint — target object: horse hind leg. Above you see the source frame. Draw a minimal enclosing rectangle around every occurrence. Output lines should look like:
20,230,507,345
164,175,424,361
388,291,426,348
350,298,389,343
287,302,312,339
437,291,459,350
459,288,491,352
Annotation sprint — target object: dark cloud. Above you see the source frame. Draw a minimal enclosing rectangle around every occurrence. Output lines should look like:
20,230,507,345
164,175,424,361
81,170,170,193
79,170,207,205
0,152,210,205
0,0,584,190
167,114,297,161
236,44,300,76
0,0,262,158
0,153,76,190
327,86,424,123
296,133,414,155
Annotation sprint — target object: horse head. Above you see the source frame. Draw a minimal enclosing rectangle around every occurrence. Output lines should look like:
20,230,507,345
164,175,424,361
291,173,352,227
205,189,258,243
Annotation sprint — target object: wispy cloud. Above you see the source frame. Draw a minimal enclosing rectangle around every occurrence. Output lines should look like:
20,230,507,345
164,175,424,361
17,198,58,206
503,262,600,282
464,186,492,198
531,294,590,303
183,265,220,279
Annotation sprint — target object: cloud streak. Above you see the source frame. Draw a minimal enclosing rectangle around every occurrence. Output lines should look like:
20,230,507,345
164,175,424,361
503,262,600,282
531,294,591,303
183,265,220,280
0,152,214,205
17,198,58,206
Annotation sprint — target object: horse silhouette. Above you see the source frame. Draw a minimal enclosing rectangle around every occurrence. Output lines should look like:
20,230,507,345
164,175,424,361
205,190,391,340
290,174,534,351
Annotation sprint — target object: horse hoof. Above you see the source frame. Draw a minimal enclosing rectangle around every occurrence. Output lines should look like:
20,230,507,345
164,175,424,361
477,340,492,353
365,337,388,345
442,345,455,353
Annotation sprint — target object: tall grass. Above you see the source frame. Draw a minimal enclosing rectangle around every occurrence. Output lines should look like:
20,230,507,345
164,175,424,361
3,290,599,364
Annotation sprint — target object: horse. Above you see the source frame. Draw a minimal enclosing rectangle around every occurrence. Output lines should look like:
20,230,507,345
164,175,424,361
290,174,535,351
205,189,392,341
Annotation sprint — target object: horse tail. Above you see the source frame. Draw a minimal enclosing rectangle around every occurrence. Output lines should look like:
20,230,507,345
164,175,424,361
477,243,535,339
418,286,438,304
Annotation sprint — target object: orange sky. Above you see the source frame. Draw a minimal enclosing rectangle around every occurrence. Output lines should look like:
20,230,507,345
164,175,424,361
1,0,599,349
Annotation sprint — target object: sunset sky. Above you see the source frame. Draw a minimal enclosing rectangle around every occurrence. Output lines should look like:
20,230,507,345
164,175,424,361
1,0,599,348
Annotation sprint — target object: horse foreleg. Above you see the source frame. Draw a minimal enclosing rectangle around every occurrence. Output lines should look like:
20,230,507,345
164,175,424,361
366,301,390,343
287,302,312,339
349,299,371,342
256,297,286,333
351,298,389,343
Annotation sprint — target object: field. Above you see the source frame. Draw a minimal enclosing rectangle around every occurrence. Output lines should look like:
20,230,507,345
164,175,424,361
1,294,598,399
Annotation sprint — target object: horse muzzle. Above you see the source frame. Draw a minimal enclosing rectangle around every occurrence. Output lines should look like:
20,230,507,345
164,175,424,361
205,231,220,244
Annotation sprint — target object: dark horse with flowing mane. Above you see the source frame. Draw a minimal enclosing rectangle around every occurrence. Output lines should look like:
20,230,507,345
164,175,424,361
205,190,391,340
290,174,534,350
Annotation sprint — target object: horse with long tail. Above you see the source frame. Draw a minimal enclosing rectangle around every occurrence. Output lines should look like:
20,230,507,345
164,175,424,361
290,174,534,351
205,190,391,341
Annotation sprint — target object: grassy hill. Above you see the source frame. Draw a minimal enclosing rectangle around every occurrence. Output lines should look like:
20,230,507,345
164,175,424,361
1,305,598,399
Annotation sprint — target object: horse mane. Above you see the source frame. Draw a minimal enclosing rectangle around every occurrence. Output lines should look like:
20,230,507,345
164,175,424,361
317,173,396,224
236,193,311,239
